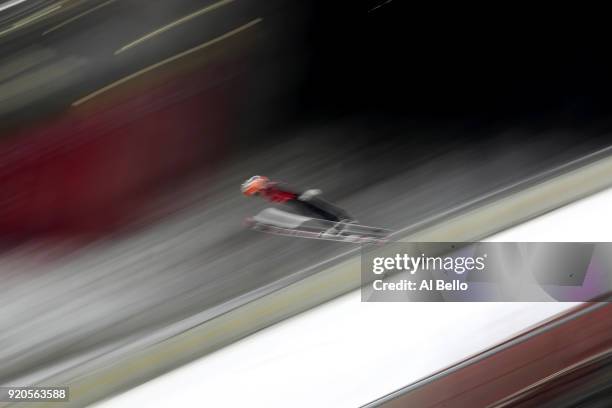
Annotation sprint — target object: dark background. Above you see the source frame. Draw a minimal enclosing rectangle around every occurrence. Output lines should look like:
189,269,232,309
296,2,610,127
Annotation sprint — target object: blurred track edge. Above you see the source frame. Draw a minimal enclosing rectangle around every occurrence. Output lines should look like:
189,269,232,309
363,303,612,408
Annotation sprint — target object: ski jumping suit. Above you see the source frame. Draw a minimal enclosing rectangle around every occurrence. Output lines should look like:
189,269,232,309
258,182,353,223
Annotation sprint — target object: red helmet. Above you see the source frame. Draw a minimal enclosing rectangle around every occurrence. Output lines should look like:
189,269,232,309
241,175,269,196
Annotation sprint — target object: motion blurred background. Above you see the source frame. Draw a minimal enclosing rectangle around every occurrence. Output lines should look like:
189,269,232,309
1,1,611,235
0,0,611,405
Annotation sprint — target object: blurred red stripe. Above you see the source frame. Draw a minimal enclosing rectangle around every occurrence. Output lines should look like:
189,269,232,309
0,68,230,236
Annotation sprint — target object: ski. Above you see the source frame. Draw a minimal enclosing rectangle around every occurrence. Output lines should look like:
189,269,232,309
245,208,391,244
